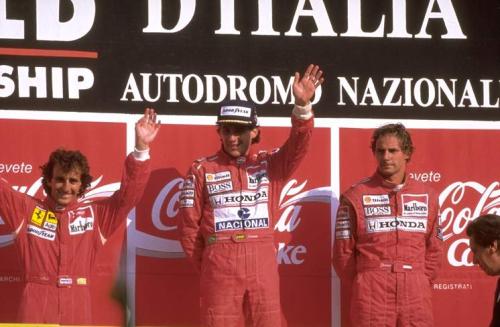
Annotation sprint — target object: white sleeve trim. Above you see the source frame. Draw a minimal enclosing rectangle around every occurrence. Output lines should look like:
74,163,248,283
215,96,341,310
292,102,313,120
132,147,150,161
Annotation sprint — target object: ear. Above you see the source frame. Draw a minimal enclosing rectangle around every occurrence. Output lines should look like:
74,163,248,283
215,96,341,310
250,127,259,140
490,240,499,254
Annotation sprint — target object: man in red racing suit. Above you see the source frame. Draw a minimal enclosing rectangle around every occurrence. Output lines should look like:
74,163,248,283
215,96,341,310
179,65,324,327
0,108,160,325
333,123,443,327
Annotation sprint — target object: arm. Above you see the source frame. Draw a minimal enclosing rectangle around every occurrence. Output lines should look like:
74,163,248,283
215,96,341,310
178,164,205,272
268,64,324,179
424,191,443,281
98,108,160,236
0,177,30,233
332,197,357,281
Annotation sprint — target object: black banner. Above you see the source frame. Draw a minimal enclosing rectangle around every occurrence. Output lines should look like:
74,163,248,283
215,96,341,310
0,0,499,119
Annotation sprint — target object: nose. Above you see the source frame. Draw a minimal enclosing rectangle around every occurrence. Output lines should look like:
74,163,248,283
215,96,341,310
62,181,72,192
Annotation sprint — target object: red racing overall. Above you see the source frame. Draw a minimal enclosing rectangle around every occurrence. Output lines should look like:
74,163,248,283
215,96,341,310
333,172,442,327
0,153,150,324
179,115,312,327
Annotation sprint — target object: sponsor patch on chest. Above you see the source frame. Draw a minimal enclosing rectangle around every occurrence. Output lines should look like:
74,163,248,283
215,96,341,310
209,187,269,208
363,206,392,217
362,194,390,206
207,181,233,195
246,165,269,189
213,203,269,232
68,206,95,235
365,216,427,233
27,207,58,240
401,194,428,217
205,171,231,183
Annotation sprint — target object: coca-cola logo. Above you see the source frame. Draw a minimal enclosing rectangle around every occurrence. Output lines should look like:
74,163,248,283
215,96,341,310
439,181,500,267
276,179,332,265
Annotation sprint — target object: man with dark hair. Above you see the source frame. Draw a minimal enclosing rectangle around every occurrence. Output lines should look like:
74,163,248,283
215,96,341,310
179,64,323,326
466,214,500,327
333,123,443,326
0,108,160,324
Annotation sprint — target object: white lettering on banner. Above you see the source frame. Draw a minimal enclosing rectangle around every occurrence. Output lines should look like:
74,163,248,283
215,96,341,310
0,162,33,174
152,178,184,231
143,0,466,39
439,181,500,267
433,283,473,290
0,65,94,99
409,171,442,183
338,77,500,108
120,73,322,105
277,242,307,264
0,0,95,41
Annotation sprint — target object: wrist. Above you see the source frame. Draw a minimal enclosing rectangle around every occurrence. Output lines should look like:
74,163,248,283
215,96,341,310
292,102,313,120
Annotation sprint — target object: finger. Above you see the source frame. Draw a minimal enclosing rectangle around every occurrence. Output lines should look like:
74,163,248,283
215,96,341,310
302,64,313,80
314,77,325,87
293,72,300,85
310,65,319,77
314,69,324,80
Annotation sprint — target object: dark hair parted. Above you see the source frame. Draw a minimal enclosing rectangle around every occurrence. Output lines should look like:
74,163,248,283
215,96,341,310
371,123,414,159
466,214,500,248
40,148,93,197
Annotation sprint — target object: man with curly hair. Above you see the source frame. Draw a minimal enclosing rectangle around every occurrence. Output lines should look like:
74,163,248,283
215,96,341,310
0,108,160,325
333,123,443,326
467,214,500,327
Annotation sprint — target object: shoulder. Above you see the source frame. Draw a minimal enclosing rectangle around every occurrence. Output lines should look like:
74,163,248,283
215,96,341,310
190,154,218,170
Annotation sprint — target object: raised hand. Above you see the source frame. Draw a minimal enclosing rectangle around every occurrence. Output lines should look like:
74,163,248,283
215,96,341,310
135,107,160,150
293,64,324,106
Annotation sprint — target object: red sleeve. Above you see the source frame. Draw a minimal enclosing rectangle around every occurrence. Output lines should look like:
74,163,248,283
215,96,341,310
424,189,443,281
0,177,30,232
267,115,313,180
96,153,151,238
178,163,205,272
332,197,357,281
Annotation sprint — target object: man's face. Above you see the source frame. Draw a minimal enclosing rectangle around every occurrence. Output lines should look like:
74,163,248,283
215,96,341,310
374,134,409,183
48,164,82,206
218,124,258,158
470,237,500,276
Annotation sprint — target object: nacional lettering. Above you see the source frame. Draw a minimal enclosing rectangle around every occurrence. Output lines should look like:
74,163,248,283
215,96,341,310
144,0,466,39
215,217,269,232
338,77,500,109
